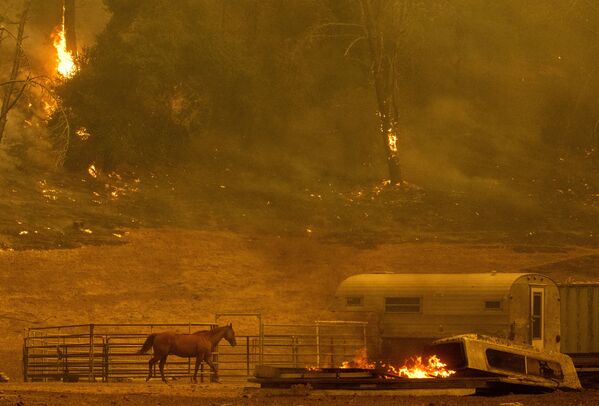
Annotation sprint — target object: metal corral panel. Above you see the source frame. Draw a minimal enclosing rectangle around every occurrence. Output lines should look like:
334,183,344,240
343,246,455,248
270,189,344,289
559,284,599,354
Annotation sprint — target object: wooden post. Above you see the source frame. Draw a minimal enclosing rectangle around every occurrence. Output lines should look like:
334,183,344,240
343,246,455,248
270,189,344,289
22,338,28,382
316,324,320,367
187,322,191,381
259,316,264,365
89,324,95,382
211,346,218,382
103,336,109,382
246,336,250,376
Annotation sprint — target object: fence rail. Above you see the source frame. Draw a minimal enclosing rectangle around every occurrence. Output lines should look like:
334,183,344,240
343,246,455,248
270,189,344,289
23,319,368,382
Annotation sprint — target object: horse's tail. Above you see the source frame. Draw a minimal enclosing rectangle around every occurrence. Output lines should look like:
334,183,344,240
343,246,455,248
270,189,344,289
138,333,157,354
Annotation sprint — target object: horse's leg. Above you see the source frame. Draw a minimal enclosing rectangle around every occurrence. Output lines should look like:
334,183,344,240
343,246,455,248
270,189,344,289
200,362,204,383
204,354,218,383
146,355,160,382
193,353,203,383
159,355,168,383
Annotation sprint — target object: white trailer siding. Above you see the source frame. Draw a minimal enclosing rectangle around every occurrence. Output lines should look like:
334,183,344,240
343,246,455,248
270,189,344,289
334,273,561,352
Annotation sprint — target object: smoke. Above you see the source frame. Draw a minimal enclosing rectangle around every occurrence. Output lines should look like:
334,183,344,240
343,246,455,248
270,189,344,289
1,107,55,170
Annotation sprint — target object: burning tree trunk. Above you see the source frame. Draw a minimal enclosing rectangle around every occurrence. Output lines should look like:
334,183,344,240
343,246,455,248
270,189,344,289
63,0,77,54
0,0,30,143
359,0,402,184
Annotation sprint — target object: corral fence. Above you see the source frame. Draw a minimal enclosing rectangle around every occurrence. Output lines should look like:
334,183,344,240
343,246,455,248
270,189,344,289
23,316,367,383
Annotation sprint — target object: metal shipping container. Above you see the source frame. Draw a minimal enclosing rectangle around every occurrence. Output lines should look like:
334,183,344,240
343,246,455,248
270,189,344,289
559,283,599,354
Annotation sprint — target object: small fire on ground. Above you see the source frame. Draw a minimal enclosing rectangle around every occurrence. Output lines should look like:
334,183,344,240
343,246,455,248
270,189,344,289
316,348,456,379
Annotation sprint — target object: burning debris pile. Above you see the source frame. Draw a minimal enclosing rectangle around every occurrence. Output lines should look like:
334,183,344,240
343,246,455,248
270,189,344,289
385,355,456,379
335,348,455,379
251,335,582,393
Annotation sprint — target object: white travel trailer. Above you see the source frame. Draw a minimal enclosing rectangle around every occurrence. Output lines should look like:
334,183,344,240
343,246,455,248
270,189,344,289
333,273,561,360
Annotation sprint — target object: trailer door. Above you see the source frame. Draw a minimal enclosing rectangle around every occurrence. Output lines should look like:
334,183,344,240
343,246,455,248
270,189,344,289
531,287,544,349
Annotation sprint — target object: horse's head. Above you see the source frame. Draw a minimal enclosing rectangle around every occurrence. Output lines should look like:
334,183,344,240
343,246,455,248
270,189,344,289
225,323,237,347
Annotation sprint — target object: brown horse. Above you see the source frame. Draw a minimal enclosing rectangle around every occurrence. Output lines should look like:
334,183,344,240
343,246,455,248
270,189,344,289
138,324,236,383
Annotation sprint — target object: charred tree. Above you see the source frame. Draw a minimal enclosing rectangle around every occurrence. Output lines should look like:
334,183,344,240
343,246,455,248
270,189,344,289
64,0,77,54
359,0,402,184
0,1,30,143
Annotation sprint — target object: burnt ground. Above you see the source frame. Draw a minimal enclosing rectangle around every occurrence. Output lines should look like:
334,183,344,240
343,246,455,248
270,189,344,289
0,383,597,406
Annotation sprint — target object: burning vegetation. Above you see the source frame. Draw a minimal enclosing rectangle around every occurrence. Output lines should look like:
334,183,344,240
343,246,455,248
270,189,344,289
52,18,76,78
0,0,594,252
0,0,596,331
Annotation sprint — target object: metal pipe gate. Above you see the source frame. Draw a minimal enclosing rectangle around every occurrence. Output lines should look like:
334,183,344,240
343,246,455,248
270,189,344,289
23,319,368,382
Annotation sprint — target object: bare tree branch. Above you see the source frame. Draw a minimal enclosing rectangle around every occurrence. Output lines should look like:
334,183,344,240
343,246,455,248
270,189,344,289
344,35,365,57
0,78,71,167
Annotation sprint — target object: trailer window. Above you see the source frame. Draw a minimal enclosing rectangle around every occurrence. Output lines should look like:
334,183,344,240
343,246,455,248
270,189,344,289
486,349,526,374
526,358,563,380
485,300,501,310
346,296,363,307
385,297,421,313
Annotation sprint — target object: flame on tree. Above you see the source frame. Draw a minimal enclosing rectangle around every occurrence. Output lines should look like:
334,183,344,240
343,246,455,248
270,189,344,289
360,0,403,185
312,0,405,184
53,0,78,78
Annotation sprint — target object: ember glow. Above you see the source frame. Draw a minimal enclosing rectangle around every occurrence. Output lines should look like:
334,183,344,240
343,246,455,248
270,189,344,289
53,7,77,78
88,164,98,178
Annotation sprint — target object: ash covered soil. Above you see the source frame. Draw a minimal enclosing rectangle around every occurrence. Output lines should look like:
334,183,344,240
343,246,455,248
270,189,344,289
1,228,599,403
0,383,597,406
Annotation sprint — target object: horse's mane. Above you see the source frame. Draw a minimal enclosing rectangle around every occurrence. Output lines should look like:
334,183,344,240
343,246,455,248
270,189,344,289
192,325,229,335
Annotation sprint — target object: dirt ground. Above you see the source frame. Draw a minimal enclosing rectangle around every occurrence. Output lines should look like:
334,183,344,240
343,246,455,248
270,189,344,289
0,383,597,406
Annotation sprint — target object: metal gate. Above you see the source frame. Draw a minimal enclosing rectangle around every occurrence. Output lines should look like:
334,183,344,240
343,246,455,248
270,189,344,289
261,321,368,369
23,319,368,382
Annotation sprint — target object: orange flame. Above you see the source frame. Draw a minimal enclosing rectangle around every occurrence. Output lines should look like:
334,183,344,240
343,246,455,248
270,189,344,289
385,355,455,379
338,348,455,379
340,348,375,369
387,128,398,152
52,8,77,78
